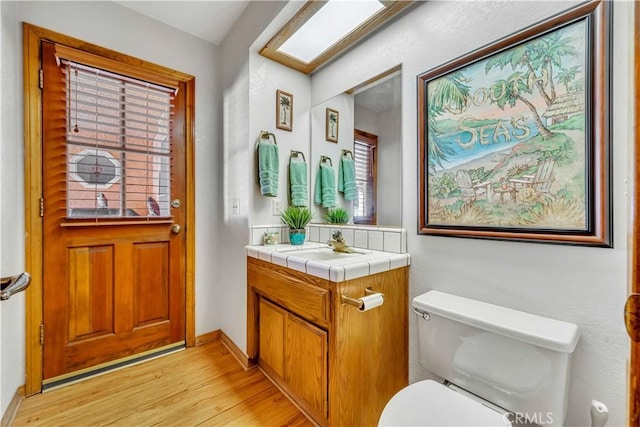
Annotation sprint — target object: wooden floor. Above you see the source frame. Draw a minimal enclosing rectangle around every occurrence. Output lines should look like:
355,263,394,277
12,340,313,426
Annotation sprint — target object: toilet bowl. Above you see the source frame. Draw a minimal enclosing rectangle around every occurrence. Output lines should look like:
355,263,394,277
378,291,580,427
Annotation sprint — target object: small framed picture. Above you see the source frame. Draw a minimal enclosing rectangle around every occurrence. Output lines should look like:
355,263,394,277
276,90,293,131
326,108,339,143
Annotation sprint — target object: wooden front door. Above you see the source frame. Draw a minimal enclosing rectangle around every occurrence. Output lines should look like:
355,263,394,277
40,41,186,382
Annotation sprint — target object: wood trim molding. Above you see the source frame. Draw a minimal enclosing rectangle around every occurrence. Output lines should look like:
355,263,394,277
185,78,197,348
195,330,221,346
219,331,253,371
259,1,415,74
630,3,640,425
0,386,24,427
23,22,196,395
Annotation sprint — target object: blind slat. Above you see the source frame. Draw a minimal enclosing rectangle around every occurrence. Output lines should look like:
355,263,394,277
64,60,173,219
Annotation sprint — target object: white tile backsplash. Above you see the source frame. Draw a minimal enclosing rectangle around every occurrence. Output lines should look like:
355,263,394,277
308,226,319,242
252,224,407,253
368,231,384,251
340,228,355,246
354,230,368,248
318,227,331,244
384,231,402,253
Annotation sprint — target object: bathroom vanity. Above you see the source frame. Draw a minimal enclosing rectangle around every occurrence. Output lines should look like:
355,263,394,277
246,244,409,426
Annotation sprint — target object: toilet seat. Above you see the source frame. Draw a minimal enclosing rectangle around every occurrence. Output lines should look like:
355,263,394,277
378,380,510,426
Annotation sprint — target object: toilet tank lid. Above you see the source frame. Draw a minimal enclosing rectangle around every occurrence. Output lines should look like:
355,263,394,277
413,291,580,353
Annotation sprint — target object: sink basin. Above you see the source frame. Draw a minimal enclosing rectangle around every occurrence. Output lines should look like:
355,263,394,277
284,247,369,261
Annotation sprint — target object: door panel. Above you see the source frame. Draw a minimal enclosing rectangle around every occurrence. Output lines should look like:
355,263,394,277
132,242,169,327
41,40,186,381
67,245,115,342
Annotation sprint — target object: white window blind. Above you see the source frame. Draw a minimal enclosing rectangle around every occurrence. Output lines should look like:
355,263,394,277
63,60,174,218
354,139,375,220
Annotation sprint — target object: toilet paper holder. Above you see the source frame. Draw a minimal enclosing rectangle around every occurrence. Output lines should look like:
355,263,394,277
341,287,383,310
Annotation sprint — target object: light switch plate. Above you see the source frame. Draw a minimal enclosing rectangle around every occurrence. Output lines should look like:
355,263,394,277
272,199,282,216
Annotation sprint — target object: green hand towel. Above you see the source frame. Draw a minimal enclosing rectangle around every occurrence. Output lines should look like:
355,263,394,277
314,163,336,208
258,142,279,197
289,159,308,207
338,155,358,201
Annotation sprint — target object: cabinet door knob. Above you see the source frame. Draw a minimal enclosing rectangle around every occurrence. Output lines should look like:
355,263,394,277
171,224,181,234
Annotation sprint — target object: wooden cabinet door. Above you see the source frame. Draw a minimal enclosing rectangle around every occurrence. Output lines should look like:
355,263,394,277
285,313,328,419
259,298,285,377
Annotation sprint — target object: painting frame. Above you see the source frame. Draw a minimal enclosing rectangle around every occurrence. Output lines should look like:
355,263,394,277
276,89,293,131
417,0,611,247
326,108,339,143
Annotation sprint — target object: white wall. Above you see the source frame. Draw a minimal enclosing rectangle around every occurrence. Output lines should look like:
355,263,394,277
312,1,630,425
0,1,25,414
376,105,402,226
0,0,220,415
218,1,290,352
249,52,312,225
354,103,403,226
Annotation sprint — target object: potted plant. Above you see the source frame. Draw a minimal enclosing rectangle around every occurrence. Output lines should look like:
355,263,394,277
280,206,312,245
324,207,350,224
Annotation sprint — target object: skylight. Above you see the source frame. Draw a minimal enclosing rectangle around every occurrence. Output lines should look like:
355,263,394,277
277,0,385,64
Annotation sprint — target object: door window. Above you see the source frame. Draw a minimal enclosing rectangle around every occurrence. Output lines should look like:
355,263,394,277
63,61,174,218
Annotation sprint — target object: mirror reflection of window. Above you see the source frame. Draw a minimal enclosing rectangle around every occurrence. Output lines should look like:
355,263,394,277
353,129,377,224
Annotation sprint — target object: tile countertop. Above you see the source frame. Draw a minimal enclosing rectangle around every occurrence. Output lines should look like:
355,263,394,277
246,242,410,282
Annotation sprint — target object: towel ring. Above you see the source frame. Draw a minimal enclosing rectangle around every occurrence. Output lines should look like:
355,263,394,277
290,150,306,162
320,155,333,167
258,131,277,145
342,149,354,160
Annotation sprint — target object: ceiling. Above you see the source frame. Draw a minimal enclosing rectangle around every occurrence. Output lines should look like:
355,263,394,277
114,1,250,45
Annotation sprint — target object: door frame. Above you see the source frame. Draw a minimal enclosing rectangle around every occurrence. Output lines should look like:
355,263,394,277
23,23,197,396
631,2,640,425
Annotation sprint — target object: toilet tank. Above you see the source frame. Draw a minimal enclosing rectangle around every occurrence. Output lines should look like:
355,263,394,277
412,291,580,426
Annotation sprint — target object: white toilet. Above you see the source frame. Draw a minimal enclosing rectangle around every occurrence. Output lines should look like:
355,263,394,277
379,291,580,426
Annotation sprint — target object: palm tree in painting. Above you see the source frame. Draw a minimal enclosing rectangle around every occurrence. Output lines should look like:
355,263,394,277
484,44,554,107
427,71,470,171
328,111,337,138
557,66,581,93
484,27,578,107
279,95,291,125
491,72,553,139
531,32,579,101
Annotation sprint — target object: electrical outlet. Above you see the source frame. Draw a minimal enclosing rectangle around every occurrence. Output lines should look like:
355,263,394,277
232,198,240,214
272,199,282,216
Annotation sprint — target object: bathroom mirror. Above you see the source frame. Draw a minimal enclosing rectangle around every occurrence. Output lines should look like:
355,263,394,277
309,70,402,227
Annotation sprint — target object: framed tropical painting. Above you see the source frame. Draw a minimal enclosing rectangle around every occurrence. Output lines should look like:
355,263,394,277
417,0,611,246
326,108,339,143
276,89,293,131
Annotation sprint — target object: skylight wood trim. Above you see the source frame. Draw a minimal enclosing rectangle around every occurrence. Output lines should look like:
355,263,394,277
260,0,414,74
